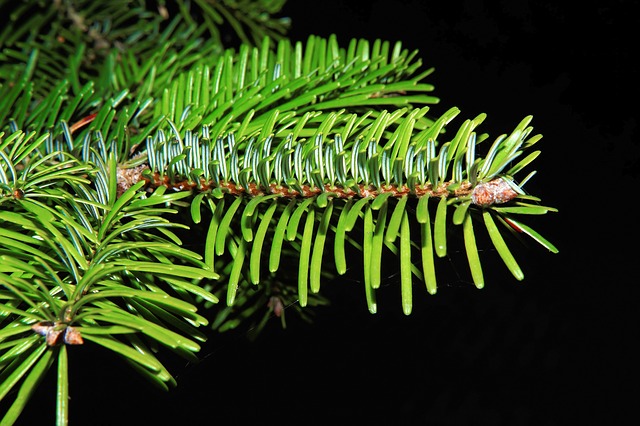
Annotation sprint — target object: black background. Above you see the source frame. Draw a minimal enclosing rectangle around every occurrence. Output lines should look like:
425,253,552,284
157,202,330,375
15,0,639,425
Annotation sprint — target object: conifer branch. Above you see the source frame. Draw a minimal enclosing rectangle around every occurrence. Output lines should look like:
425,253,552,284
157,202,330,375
0,2,558,424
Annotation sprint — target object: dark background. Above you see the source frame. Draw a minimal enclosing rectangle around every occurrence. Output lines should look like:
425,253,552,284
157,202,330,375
17,0,639,425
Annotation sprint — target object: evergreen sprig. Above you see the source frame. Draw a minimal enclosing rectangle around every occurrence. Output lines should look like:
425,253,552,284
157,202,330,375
0,1,558,424
0,129,218,423
139,105,557,313
0,0,289,103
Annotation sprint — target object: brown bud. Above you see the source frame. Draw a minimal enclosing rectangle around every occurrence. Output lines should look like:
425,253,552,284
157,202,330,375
63,327,84,345
471,178,518,207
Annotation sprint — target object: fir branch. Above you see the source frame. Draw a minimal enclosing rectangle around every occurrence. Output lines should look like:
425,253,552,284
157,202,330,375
0,3,559,423
0,135,218,423
148,35,438,138
0,0,290,103
108,103,557,315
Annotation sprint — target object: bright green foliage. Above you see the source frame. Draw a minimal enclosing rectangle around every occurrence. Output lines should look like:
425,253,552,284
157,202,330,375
0,0,290,100
0,129,218,423
0,1,557,424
